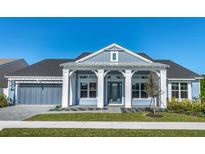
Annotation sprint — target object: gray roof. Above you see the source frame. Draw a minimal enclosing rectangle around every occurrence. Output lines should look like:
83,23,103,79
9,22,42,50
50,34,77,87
0,59,18,65
7,52,200,79
0,59,28,87
155,60,200,79
75,52,92,61
8,59,74,77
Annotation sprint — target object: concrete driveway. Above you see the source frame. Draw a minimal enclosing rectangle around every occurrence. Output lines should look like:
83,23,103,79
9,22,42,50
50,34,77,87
0,105,54,121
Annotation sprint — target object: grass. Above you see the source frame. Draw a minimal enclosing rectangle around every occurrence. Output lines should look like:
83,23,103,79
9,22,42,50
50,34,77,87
1,128,205,137
25,112,205,122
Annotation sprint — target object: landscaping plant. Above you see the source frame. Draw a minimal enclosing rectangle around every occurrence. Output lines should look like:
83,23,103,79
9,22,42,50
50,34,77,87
145,72,162,116
168,97,205,117
0,93,8,108
201,75,205,98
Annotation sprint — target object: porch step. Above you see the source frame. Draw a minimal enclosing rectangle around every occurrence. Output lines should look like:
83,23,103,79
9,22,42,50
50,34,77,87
108,107,122,113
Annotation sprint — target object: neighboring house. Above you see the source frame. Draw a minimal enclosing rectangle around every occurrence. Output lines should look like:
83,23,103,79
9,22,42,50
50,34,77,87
6,44,201,108
0,59,28,97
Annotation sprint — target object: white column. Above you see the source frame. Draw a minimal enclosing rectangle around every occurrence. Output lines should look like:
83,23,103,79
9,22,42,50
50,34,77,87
15,82,19,104
69,73,76,106
160,69,167,108
125,70,132,108
62,69,69,108
7,80,11,98
188,82,192,100
168,83,172,101
97,69,104,108
69,74,73,106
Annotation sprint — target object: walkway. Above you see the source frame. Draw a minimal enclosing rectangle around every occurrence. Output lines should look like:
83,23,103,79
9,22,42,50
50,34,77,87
0,121,205,130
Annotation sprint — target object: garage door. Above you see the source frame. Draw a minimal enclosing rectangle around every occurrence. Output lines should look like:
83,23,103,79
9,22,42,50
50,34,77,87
18,83,62,104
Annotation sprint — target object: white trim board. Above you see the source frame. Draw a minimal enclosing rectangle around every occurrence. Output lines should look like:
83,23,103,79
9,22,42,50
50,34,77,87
7,76,62,81
75,43,153,63
168,78,197,81
15,81,62,84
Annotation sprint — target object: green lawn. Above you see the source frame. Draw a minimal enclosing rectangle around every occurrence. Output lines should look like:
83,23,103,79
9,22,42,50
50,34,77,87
1,128,205,137
26,112,205,122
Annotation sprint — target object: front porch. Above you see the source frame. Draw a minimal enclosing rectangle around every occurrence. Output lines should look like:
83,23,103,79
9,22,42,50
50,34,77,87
61,61,168,109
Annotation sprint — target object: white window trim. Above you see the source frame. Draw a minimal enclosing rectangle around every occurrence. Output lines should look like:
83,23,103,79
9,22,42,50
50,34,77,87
171,82,190,100
110,51,118,62
78,74,97,99
132,79,150,99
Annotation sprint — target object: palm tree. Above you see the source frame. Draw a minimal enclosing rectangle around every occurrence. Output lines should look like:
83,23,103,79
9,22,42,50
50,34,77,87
145,72,161,115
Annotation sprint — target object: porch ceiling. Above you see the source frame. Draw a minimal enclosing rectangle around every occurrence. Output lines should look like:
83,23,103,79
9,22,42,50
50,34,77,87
60,62,169,70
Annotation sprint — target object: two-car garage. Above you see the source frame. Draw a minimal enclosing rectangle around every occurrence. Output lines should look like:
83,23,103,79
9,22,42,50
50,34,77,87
18,83,62,105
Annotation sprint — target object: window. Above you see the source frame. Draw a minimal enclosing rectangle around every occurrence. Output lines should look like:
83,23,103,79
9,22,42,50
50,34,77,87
89,82,96,98
79,74,97,99
80,81,97,98
111,52,118,62
171,82,188,99
112,53,117,60
141,83,148,98
80,83,88,98
132,82,148,98
171,83,179,98
80,75,88,79
180,83,188,99
132,83,140,98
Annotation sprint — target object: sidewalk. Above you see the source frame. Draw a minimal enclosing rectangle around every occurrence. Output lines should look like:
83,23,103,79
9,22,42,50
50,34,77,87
0,121,205,130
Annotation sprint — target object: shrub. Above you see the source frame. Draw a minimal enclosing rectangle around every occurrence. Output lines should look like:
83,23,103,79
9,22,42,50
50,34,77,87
179,99,192,112
201,103,205,113
192,102,202,113
168,98,192,112
0,93,8,108
201,76,205,98
167,98,179,110
168,98,205,116
193,95,205,104
201,95,205,103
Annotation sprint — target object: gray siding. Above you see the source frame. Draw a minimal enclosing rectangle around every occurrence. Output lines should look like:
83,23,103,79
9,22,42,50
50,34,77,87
192,80,200,99
132,99,152,106
85,51,148,63
18,84,62,104
79,99,97,105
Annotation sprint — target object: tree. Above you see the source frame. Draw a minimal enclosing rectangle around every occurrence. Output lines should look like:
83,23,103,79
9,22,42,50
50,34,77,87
145,72,161,115
201,75,205,98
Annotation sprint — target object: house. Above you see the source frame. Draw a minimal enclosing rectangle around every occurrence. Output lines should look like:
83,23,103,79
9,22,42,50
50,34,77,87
6,44,201,108
0,59,28,97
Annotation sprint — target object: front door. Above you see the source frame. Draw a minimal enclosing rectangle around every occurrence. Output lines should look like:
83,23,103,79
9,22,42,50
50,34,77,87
108,82,122,104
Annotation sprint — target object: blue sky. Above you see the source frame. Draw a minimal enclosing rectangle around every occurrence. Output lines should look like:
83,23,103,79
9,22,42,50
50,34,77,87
0,17,204,74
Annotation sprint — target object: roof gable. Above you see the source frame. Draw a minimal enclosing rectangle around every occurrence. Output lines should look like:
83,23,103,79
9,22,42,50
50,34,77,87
75,43,153,63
